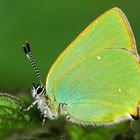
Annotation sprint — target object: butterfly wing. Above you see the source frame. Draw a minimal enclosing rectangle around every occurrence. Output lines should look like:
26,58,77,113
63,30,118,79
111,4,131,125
46,7,140,124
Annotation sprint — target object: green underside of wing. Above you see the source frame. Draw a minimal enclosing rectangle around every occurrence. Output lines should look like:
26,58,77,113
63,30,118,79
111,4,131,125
46,8,135,95
56,49,140,123
46,8,140,123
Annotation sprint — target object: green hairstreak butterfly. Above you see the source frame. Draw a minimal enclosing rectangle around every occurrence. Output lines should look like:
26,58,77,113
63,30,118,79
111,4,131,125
23,7,140,126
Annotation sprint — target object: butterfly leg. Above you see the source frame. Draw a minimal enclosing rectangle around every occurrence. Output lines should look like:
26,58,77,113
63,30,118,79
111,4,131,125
58,103,67,115
42,110,47,125
58,103,73,122
23,100,38,112
58,104,64,115
131,105,140,120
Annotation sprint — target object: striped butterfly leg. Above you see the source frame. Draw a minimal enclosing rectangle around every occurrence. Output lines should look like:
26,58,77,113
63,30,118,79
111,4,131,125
23,99,38,112
23,97,47,125
131,105,140,120
58,103,73,122
42,110,48,125
58,103,68,116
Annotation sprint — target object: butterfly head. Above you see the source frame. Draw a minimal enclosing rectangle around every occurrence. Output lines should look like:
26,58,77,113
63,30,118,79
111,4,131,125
23,41,59,122
31,82,46,99
31,82,58,119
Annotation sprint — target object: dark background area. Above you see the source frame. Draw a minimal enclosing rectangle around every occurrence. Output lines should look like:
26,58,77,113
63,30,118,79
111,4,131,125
0,1,140,140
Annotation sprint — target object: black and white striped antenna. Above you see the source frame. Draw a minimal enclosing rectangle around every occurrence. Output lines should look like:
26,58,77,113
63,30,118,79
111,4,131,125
23,41,43,85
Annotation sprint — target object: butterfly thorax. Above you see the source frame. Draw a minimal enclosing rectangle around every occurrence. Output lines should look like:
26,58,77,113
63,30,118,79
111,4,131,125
31,83,58,120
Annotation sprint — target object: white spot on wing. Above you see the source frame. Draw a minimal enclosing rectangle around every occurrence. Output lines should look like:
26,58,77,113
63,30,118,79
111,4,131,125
118,88,122,93
96,56,101,60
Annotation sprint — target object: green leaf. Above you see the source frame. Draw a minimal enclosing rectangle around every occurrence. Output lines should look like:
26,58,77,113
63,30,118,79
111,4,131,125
0,93,30,129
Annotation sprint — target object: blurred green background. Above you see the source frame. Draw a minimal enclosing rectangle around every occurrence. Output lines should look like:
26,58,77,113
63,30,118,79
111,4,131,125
0,0,140,91
1,0,140,140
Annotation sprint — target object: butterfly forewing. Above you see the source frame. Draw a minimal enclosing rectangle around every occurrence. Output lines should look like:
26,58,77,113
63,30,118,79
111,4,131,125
46,7,140,124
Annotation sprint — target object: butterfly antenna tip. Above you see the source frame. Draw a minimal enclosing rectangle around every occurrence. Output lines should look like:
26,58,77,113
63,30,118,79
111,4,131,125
22,41,43,85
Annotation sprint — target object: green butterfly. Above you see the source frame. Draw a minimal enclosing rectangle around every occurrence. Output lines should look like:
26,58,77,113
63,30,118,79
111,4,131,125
23,7,140,126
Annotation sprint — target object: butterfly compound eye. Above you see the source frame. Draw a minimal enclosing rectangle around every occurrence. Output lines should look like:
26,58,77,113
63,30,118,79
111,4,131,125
36,87,43,95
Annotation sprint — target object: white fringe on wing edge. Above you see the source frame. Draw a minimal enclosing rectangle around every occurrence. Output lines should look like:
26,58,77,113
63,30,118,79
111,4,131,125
66,114,133,127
